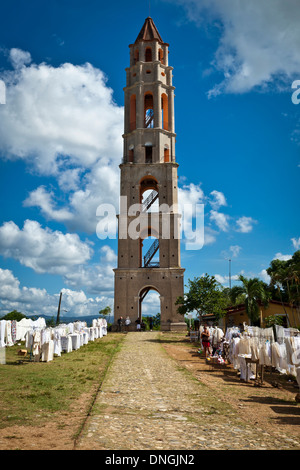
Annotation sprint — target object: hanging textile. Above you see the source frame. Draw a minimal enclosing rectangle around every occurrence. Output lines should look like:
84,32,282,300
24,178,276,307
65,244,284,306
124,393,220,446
0,320,6,348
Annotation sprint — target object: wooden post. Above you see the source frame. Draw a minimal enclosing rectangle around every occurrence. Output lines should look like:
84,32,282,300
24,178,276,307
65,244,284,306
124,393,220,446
56,292,62,326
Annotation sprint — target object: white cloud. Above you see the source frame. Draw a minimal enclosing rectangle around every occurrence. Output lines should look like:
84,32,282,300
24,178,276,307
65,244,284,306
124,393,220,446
63,264,114,296
23,186,73,223
209,190,227,210
0,52,123,175
204,227,217,246
100,245,117,264
24,160,120,234
273,252,292,261
0,267,53,316
178,183,204,209
260,269,271,284
209,210,229,232
62,245,117,295
176,0,300,95
178,183,206,249
0,268,23,302
9,48,32,69
291,237,300,250
236,216,257,233
214,273,239,285
57,168,83,192
0,268,111,318
0,220,92,274
229,245,241,258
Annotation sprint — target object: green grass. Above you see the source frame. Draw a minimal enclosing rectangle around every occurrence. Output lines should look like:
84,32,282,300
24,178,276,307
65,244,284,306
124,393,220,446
0,333,125,429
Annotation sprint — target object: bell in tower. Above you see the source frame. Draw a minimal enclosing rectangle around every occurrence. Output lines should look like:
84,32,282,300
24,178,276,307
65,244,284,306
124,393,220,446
113,17,186,331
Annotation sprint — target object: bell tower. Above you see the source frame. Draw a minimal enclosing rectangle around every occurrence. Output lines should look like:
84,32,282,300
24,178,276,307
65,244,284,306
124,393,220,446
113,17,186,331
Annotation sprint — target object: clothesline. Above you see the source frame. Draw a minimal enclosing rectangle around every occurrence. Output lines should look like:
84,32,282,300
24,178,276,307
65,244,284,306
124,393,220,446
0,317,108,363
223,325,300,387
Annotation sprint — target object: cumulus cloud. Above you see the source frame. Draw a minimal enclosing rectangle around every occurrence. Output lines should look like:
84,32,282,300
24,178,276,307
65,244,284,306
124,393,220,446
209,190,227,210
23,186,73,223
0,267,54,316
175,0,300,95
178,183,204,209
235,216,257,233
177,183,206,249
63,264,114,296
214,273,239,285
291,237,300,250
0,268,111,318
0,220,92,274
100,245,117,264
273,252,292,261
62,245,117,295
0,52,123,174
9,48,32,69
260,269,271,284
209,210,229,232
24,160,120,234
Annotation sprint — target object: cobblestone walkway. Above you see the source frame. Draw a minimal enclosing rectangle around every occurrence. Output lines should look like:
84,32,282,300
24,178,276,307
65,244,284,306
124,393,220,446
76,332,300,450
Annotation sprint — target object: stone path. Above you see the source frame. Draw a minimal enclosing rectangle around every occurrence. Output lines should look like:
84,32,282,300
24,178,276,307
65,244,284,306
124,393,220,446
76,332,300,450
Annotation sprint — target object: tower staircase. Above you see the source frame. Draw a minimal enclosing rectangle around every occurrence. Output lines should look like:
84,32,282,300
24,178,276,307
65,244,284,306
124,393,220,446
143,238,159,267
142,190,159,212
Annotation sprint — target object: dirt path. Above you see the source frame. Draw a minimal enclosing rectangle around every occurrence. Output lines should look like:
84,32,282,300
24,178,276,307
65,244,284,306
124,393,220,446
161,339,300,440
1,331,299,450
75,332,300,450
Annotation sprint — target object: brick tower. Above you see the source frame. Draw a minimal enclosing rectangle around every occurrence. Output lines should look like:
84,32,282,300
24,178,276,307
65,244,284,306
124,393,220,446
113,17,186,331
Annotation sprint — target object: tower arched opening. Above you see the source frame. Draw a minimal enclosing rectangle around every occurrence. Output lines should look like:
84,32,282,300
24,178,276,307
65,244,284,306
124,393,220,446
134,49,139,64
144,93,154,128
130,94,136,131
139,175,158,194
145,47,152,62
138,286,161,325
158,48,164,64
164,145,170,163
161,93,169,131
139,175,159,209
140,226,159,268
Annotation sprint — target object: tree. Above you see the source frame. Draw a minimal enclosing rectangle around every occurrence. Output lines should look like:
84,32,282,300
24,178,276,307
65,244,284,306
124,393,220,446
153,312,161,329
99,306,112,318
266,250,300,326
264,315,284,328
230,275,270,325
0,310,27,322
46,316,56,327
176,274,228,322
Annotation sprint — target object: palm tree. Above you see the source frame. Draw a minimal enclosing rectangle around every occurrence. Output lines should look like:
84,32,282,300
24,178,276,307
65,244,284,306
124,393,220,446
231,275,270,325
267,251,300,326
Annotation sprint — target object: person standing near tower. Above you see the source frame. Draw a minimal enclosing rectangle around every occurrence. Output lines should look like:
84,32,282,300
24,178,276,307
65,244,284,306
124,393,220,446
201,325,211,358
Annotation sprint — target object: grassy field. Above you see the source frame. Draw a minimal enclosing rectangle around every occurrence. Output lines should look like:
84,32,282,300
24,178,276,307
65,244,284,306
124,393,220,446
0,333,125,430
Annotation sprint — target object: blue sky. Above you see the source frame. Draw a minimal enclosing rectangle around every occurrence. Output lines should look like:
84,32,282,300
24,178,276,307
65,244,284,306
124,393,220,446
0,0,299,318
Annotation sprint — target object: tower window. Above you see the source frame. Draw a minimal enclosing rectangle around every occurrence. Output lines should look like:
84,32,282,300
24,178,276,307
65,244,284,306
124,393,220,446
158,48,164,64
145,146,153,163
144,93,154,128
134,49,139,64
161,93,169,131
145,47,152,62
130,94,136,131
128,149,134,163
